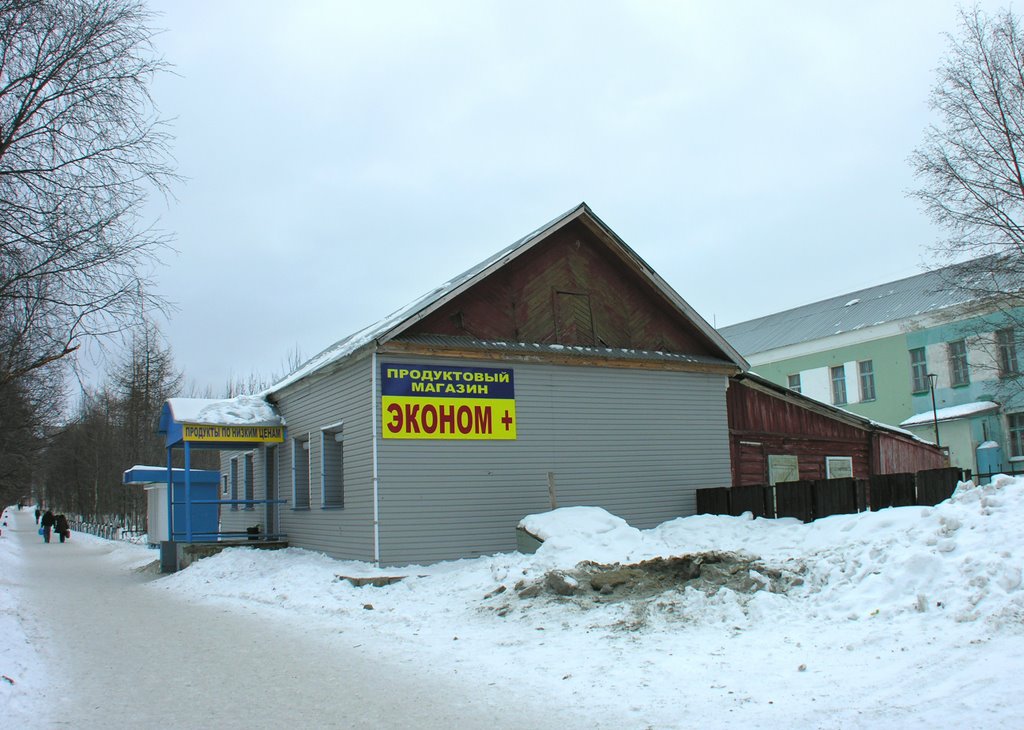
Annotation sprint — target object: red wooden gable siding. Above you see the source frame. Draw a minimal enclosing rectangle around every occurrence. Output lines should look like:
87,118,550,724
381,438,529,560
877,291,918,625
405,220,721,356
872,433,946,474
727,379,865,441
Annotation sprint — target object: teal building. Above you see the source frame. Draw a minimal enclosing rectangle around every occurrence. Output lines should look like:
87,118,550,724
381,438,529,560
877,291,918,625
719,260,1024,478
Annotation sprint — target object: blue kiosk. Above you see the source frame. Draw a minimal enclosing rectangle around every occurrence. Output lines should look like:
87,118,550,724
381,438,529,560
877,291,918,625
122,466,221,545
157,397,287,572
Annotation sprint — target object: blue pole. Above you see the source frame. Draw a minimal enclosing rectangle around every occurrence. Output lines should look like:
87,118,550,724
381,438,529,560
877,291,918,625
166,447,173,541
165,444,174,540
185,442,193,542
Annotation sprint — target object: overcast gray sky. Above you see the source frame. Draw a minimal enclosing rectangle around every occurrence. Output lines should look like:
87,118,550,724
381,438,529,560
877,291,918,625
140,1,1002,393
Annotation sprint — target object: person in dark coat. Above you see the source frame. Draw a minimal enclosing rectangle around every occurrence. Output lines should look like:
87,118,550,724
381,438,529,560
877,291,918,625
40,509,55,543
34,507,40,524
55,514,70,543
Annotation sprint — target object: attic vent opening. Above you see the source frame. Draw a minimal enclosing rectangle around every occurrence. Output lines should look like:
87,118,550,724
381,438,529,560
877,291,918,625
554,291,596,346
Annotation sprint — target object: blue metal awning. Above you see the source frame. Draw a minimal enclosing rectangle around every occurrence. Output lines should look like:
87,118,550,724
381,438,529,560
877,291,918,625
123,466,221,487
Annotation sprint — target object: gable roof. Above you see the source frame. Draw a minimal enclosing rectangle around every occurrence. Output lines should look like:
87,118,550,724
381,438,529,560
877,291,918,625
267,203,747,395
718,255,1024,357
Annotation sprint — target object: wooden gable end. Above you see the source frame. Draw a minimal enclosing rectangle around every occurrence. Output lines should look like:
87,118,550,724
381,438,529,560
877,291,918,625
727,380,867,441
403,220,721,357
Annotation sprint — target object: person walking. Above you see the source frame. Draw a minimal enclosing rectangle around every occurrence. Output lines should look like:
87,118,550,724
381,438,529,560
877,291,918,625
55,514,70,543
35,506,41,524
40,509,55,543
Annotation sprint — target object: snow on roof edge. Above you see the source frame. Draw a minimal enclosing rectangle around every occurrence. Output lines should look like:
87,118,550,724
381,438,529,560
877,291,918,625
166,395,284,426
900,401,1000,427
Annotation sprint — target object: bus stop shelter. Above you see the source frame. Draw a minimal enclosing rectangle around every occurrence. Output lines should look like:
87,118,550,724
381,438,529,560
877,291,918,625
157,396,287,572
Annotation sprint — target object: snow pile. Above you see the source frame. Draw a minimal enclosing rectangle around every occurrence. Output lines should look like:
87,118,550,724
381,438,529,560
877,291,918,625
155,475,1024,632
166,395,283,425
0,509,43,718
519,505,645,565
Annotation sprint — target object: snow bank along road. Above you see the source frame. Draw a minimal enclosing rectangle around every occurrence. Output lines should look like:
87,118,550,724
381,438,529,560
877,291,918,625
3,509,586,730
6,476,1024,729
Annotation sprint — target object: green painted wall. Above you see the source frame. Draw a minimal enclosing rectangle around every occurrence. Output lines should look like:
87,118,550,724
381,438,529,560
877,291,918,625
750,333,913,427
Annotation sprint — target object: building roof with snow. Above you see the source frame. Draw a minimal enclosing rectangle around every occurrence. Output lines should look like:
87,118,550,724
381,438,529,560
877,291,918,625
899,400,1000,427
718,255,1023,357
267,202,749,395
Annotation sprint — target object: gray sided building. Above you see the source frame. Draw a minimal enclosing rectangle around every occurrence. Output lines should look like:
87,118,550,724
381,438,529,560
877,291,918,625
220,204,748,566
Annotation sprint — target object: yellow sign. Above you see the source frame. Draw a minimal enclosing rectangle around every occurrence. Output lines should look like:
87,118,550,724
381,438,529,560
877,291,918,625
381,363,517,441
382,396,516,440
182,424,285,443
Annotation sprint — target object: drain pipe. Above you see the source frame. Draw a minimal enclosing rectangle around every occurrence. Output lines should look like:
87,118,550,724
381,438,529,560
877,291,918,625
371,351,381,566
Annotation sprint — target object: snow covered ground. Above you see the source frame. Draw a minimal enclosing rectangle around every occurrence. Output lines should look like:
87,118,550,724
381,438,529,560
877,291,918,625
3,475,1024,728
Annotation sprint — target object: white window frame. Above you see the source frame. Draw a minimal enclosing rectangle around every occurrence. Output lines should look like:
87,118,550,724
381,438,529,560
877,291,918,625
825,456,854,479
767,454,799,485
947,340,969,387
910,347,929,393
1008,413,1024,458
997,328,1019,377
787,373,801,393
830,365,847,405
858,360,876,402
320,421,345,509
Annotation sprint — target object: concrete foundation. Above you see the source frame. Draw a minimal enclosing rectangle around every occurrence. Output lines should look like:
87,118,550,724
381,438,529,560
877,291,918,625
160,539,289,573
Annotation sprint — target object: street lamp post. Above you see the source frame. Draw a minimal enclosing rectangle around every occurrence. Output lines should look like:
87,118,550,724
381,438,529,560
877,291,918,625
927,372,940,448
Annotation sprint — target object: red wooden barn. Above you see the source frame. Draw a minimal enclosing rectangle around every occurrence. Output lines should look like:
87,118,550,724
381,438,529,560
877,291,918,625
727,373,946,486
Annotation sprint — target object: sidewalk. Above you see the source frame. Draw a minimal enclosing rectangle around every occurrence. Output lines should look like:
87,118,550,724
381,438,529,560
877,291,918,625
3,508,568,730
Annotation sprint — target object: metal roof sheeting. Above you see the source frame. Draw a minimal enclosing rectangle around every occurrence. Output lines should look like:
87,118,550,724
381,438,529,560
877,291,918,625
718,255,1024,357
267,203,747,395
390,334,737,368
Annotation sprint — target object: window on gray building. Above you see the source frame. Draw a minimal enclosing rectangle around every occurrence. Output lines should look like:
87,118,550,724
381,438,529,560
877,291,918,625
291,437,310,510
997,328,1019,377
947,340,969,386
243,452,255,510
830,365,847,405
910,348,929,393
858,360,876,401
788,373,801,393
229,457,238,511
1009,413,1024,458
320,423,344,509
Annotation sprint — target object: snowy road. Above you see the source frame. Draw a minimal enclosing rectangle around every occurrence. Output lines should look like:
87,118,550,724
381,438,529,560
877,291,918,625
7,510,578,730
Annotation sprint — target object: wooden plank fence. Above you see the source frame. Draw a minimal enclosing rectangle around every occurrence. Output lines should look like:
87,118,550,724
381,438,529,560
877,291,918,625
696,467,963,523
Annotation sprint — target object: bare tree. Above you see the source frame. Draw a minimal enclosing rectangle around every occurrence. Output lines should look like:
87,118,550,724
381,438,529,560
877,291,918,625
38,320,206,527
0,0,174,391
910,5,1024,400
